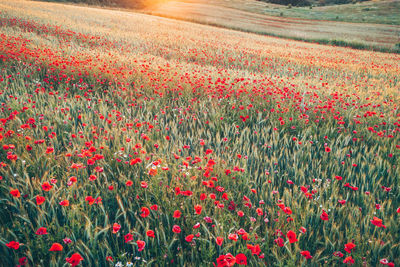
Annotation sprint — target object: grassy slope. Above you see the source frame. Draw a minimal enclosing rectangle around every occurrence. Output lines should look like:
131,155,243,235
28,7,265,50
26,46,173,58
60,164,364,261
30,0,400,52
182,0,400,25
142,0,400,53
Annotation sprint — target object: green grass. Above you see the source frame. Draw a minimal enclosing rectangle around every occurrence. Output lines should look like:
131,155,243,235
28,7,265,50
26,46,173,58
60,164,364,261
269,0,400,24
187,0,400,25
143,10,400,54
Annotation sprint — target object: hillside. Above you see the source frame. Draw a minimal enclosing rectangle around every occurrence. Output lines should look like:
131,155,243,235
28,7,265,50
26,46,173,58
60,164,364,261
0,0,399,266
143,0,400,52
176,0,400,25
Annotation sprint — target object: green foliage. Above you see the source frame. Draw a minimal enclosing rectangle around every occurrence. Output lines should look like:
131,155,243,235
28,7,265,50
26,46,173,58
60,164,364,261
261,0,369,7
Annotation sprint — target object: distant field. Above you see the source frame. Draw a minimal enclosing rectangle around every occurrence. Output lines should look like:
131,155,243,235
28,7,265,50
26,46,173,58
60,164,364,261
179,0,400,25
144,0,400,52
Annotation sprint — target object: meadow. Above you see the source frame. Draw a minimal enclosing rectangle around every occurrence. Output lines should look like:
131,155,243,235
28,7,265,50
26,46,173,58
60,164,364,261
0,0,399,266
173,0,400,25
143,0,400,53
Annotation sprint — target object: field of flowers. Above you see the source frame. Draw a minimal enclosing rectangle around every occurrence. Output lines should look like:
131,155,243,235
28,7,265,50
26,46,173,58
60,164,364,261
0,0,399,266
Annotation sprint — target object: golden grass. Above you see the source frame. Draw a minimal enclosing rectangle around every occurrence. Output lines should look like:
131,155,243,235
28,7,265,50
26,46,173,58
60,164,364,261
141,0,400,50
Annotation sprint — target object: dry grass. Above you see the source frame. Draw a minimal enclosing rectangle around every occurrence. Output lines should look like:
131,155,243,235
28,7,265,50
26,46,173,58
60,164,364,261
178,0,400,25
141,0,400,52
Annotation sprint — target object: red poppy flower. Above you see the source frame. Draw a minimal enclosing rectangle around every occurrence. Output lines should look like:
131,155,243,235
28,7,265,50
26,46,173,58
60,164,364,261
124,233,133,243
172,225,181,234
370,217,386,228
85,196,95,205
140,181,148,188
148,168,157,176
256,208,263,216
112,223,121,234
217,253,236,267
216,255,225,267
69,176,77,184
36,227,48,235
333,251,344,257
185,234,194,242
335,176,343,181
274,237,284,247
300,251,313,259
18,257,27,265
283,207,292,215
247,244,261,255
137,240,145,251
344,242,356,253
59,200,69,206
343,256,354,265
42,182,53,191
130,157,142,165
66,253,83,266
287,230,298,243
216,236,223,246
6,241,20,250
194,205,202,215
49,243,63,251
320,210,329,221
141,207,150,218
146,230,155,238
228,234,238,242
235,253,247,265
10,189,20,198
173,210,182,218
